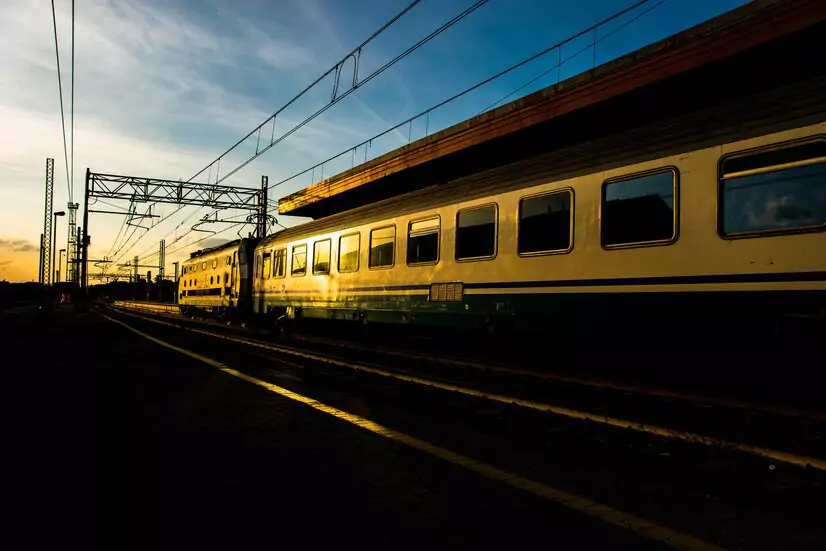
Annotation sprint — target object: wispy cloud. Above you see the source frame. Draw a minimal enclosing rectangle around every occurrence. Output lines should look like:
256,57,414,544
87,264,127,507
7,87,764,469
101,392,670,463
0,239,38,253
0,0,377,279
2,0,741,283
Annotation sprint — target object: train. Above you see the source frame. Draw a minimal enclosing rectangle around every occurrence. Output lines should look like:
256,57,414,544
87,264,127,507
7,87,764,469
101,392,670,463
177,116,826,340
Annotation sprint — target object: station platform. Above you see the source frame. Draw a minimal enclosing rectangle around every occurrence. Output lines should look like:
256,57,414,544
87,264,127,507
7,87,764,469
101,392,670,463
2,305,672,549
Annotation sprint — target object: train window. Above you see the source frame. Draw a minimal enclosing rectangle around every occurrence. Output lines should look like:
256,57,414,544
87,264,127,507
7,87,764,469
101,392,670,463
239,249,246,265
224,273,229,285
407,217,439,265
212,259,217,269
719,139,826,238
210,276,214,285
369,226,395,268
193,264,197,272
226,255,232,266
338,233,359,273
313,239,331,275
273,249,286,278
518,190,573,255
291,244,307,276
202,262,207,270
601,169,677,248
262,252,272,279
456,204,497,260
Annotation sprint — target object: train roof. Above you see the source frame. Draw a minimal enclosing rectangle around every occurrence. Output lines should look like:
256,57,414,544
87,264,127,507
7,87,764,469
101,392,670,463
260,71,826,248
186,237,251,260
276,0,826,220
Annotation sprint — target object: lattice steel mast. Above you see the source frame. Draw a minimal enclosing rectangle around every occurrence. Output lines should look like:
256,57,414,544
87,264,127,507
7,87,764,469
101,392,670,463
66,202,79,284
41,158,55,285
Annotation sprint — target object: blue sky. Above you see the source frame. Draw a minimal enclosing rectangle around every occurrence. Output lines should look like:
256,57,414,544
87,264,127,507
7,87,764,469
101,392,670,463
0,0,749,282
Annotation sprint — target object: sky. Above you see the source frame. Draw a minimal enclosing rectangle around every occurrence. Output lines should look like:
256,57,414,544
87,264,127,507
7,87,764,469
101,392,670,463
0,0,750,283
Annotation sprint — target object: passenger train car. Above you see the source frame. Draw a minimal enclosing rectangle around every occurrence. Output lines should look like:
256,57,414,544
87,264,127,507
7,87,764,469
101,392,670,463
180,118,826,338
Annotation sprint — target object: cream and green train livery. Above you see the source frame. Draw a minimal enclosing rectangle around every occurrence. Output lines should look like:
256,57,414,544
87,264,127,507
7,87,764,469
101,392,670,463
245,121,826,336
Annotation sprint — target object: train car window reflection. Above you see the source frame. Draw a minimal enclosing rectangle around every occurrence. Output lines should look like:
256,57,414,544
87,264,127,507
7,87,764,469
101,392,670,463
262,252,272,279
370,226,395,268
313,239,331,274
292,244,307,276
602,170,677,247
456,205,497,260
720,140,826,237
518,190,572,255
408,217,439,265
273,249,286,278
339,233,360,273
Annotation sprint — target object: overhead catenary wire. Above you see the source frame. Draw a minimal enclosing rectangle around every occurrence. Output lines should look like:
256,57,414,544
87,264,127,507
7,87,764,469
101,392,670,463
71,0,75,199
51,0,72,203
106,0,486,267
269,0,658,194
185,0,428,186
140,212,252,263
207,0,491,188
103,0,429,269
477,0,667,114
120,0,656,267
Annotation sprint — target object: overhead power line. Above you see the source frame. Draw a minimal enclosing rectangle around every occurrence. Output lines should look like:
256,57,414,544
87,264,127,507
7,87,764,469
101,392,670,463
50,0,72,203
187,0,490,187
106,0,488,268
270,0,660,194
102,0,427,269
71,0,75,199
478,0,667,114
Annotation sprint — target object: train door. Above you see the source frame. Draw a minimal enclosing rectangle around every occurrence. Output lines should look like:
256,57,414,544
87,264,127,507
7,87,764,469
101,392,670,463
230,251,239,306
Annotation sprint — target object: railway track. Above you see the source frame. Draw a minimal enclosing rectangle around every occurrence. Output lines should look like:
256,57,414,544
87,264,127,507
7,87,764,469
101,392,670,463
105,300,826,470
99,301,826,549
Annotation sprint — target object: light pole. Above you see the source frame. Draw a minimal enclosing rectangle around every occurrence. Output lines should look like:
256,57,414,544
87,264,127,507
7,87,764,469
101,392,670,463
172,261,179,304
52,211,65,285
58,249,66,283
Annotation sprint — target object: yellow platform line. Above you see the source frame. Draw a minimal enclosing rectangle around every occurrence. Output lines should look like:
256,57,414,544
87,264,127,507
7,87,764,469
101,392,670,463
105,306,826,472
99,311,725,551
